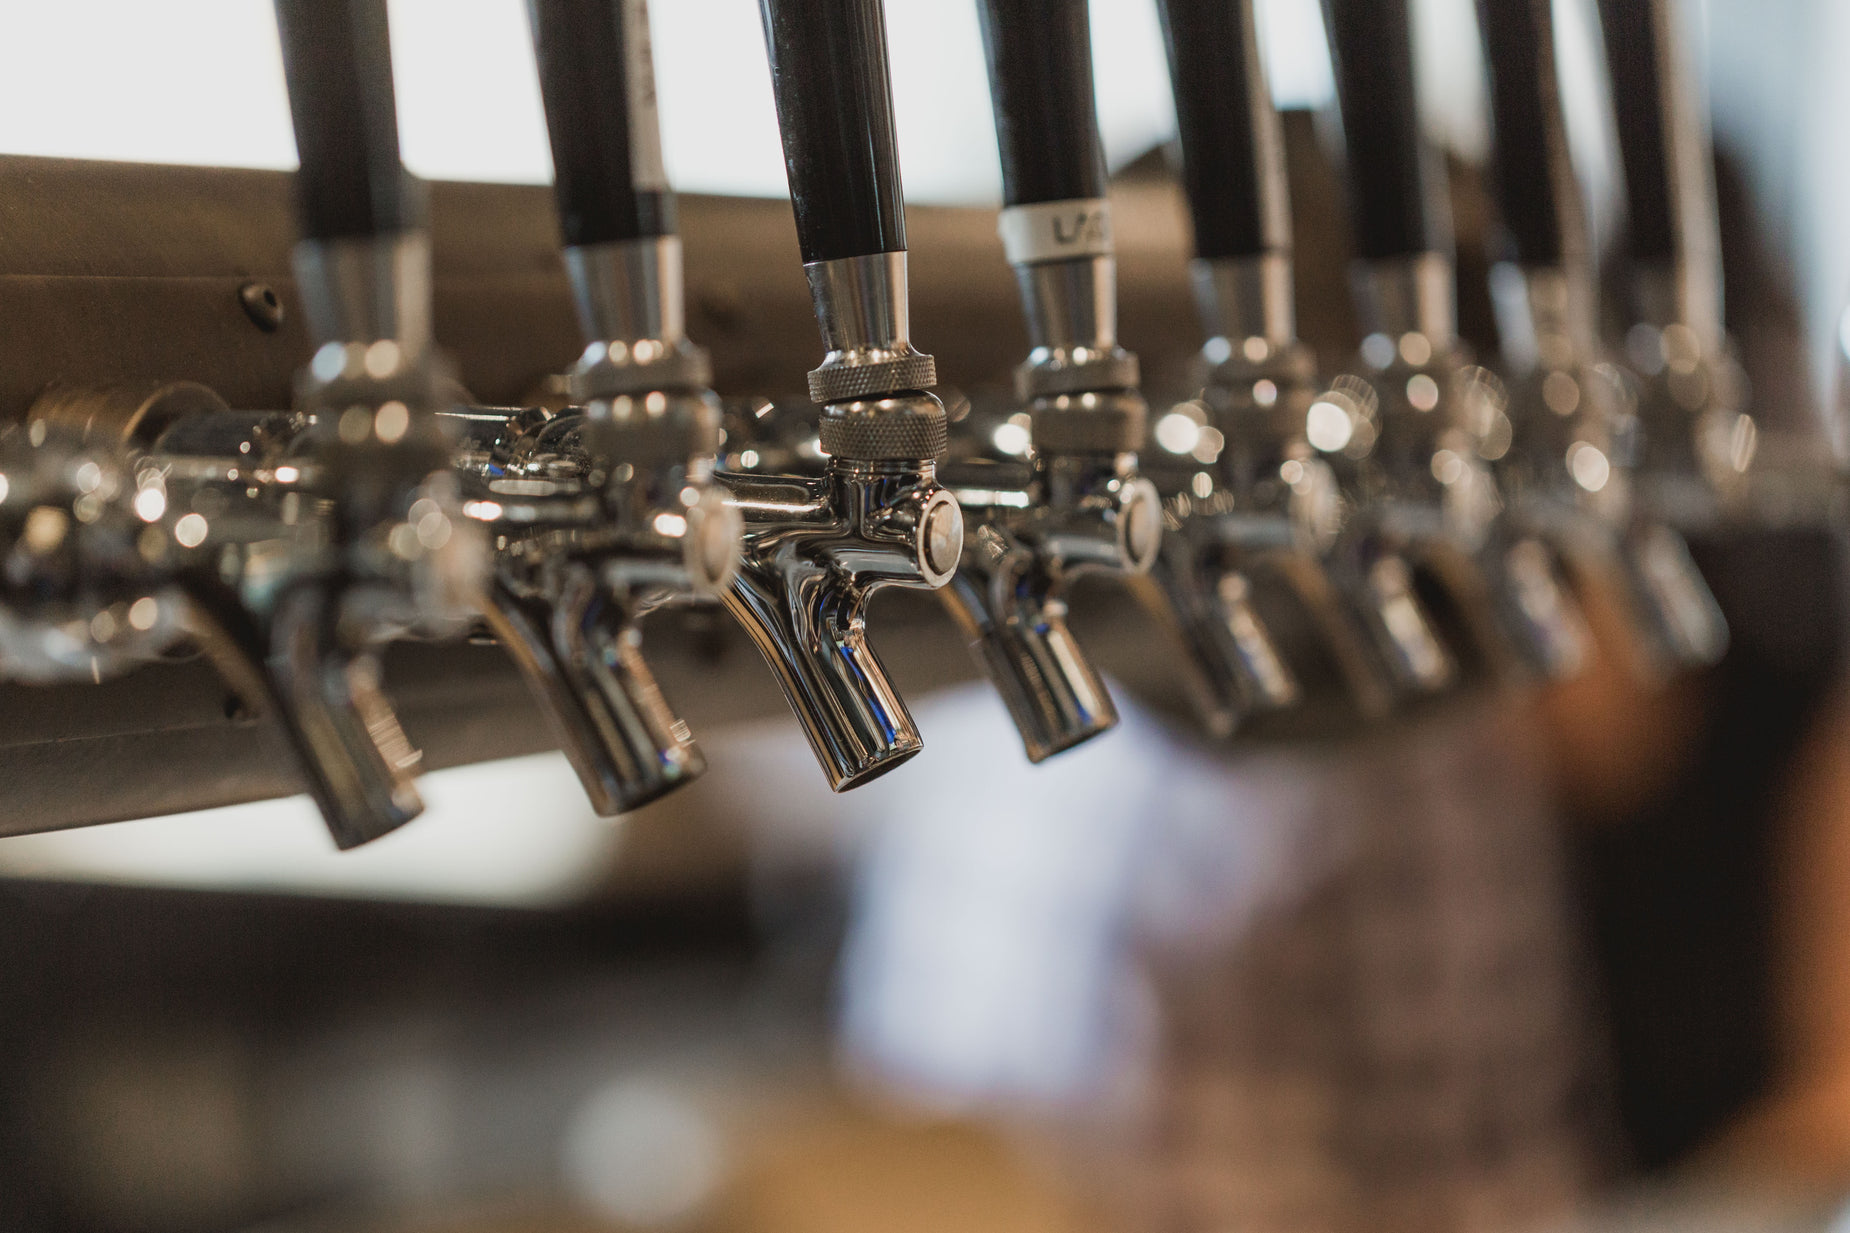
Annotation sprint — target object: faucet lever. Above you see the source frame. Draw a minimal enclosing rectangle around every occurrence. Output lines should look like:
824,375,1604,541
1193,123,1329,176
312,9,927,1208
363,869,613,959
1595,0,1722,346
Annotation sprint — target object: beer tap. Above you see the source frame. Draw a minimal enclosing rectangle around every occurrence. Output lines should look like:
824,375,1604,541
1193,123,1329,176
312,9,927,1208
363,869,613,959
223,0,488,847
1134,0,1395,733
932,0,1165,761
461,0,741,816
709,0,963,789
1476,0,1727,671
1595,0,1757,519
1318,0,1589,688
0,0,488,851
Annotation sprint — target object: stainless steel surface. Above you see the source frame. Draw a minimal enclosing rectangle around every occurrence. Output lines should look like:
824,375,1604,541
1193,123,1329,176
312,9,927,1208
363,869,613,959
1013,255,1139,399
722,254,958,787
940,453,1160,762
1325,253,1586,690
803,252,938,404
1136,342,1395,734
0,158,1210,835
1488,263,1598,376
563,235,685,346
1350,253,1457,344
293,231,435,355
1488,260,1731,677
563,236,713,396
931,171,1169,762
1190,254,1297,350
0,390,479,849
715,458,960,789
454,394,738,816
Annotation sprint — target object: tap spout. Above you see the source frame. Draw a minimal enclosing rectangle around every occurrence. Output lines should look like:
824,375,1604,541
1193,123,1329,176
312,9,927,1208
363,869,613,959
718,457,961,790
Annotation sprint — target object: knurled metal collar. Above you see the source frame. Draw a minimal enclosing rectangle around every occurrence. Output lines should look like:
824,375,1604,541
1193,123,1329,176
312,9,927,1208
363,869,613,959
1016,347,1140,402
817,394,949,463
1029,390,1148,455
808,353,938,405
570,338,713,401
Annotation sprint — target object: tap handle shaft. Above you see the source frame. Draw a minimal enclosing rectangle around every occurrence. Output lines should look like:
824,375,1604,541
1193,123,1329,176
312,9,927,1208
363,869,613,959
527,0,675,247
1596,0,1719,275
1155,0,1288,260
273,0,421,241
1596,0,1677,267
1320,0,1446,260
976,0,1107,209
1477,0,1580,267
758,0,907,263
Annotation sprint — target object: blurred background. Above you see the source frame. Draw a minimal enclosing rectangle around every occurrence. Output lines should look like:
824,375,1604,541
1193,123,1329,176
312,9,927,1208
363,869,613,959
1,1,1849,1230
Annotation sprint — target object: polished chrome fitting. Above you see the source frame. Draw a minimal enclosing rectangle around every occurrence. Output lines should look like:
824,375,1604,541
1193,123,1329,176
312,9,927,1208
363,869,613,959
715,458,962,790
927,192,1166,760
1028,389,1148,457
1485,263,1729,677
1013,255,1140,400
941,450,1160,761
1323,255,1596,690
0,382,473,849
1001,200,1140,402
817,391,950,463
565,236,714,397
803,253,939,404
1191,254,1297,351
1350,253,1457,345
458,394,740,817
294,231,435,356
1133,338,1382,733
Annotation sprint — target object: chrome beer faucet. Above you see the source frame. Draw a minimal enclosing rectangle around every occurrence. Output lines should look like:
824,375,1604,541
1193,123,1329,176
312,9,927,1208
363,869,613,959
1132,0,1394,734
1477,0,1726,674
255,0,487,846
709,0,962,790
1318,0,1589,691
460,0,741,816
933,0,1164,761
1595,0,1758,525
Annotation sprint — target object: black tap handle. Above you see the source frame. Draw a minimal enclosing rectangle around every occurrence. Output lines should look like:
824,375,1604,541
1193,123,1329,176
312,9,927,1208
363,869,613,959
976,0,1107,208
1595,0,1677,266
527,0,675,247
1155,0,1286,260
1320,0,1444,260
758,0,907,264
273,0,421,241
1477,0,1574,267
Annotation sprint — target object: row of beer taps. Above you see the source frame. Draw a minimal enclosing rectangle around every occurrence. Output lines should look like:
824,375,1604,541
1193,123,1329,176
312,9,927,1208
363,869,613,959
0,0,1774,848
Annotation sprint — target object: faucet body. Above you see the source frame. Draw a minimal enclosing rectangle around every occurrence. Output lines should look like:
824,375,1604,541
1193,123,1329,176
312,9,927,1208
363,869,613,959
1472,0,1727,676
1489,264,1728,676
0,367,481,850
1137,254,1393,733
717,451,959,788
939,245,1163,759
942,437,1157,761
1325,255,1592,691
448,390,738,815
946,1,1176,757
